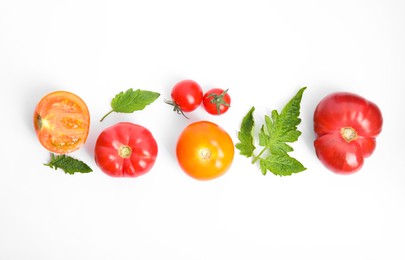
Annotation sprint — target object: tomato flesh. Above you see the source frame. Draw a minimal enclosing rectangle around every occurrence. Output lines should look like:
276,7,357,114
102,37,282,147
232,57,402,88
33,91,90,154
94,122,158,178
176,121,234,180
313,92,383,174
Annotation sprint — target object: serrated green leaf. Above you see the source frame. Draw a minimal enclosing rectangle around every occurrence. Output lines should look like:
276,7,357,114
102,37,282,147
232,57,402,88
112,88,160,113
277,87,306,136
269,142,294,155
258,125,268,147
241,87,307,176
278,129,302,143
262,154,306,176
259,159,267,175
235,106,256,157
101,88,160,121
44,154,92,175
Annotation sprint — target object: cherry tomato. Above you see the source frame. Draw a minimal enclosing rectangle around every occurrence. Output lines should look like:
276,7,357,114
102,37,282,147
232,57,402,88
165,79,203,117
94,122,158,178
313,92,383,174
203,88,231,115
176,121,234,180
33,91,90,154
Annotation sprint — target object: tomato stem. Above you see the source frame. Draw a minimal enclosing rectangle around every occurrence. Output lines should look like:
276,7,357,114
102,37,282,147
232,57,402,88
100,110,114,122
341,127,357,142
252,147,267,164
199,148,212,160
164,99,190,119
119,145,132,158
208,89,230,115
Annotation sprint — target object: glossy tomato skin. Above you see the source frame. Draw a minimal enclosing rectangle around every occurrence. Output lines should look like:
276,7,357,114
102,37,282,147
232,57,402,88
171,79,203,112
203,88,231,115
33,91,90,154
176,121,234,180
313,92,383,174
94,122,158,178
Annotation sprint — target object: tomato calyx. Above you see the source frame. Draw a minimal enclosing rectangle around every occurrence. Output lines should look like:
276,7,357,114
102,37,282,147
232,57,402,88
119,145,132,158
199,148,212,160
164,99,190,119
341,127,358,142
206,89,230,115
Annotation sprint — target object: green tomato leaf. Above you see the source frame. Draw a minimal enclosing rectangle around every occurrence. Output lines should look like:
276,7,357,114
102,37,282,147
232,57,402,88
261,154,306,176
44,154,92,175
273,87,306,143
237,87,307,176
101,88,160,121
235,106,256,157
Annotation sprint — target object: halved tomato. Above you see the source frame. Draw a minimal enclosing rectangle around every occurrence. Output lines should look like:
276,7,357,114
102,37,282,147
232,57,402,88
33,91,90,154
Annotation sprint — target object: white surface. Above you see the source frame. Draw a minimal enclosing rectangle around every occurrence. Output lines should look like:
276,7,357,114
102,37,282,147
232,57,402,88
1,0,405,259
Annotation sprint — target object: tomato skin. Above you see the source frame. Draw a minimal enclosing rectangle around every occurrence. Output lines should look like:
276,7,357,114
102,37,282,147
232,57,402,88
94,122,158,178
171,79,203,112
33,91,90,154
203,88,231,115
313,92,383,174
176,121,234,180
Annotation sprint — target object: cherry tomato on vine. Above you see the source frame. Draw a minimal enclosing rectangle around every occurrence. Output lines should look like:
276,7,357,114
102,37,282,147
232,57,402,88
203,88,231,115
176,121,234,181
313,92,383,174
94,122,158,178
165,79,203,118
33,91,90,154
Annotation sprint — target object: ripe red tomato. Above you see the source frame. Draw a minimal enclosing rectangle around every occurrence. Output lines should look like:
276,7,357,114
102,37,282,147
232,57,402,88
33,91,90,154
313,92,383,174
176,121,234,180
203,88,231,115
165,79,203,117
94,122,158,178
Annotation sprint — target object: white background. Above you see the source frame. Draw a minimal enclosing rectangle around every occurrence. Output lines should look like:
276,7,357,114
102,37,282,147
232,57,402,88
1,0,404,259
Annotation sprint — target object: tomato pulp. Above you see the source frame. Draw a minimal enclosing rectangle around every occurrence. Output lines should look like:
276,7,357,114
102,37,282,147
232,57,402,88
176,121,234,180
94,122,158,178
313,92,383,174
33,91,90,154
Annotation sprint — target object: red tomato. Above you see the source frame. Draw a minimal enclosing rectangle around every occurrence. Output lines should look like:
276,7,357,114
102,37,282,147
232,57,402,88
313,92,383,174
176,121,234,180
203,88,231,115
165,79,203,117
94,122,158,178
33,91,90,154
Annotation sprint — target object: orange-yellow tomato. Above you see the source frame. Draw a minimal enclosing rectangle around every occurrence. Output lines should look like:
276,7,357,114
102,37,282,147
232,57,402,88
176,121,234,181
33,91,90,154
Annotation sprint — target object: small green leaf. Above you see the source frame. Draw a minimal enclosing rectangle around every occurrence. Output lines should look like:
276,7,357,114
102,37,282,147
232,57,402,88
269,141,294,155
258,125,268,147
101,88,160,121
262,154,306,176
259,159,267,175
44,154,93,175
235,106,256,157
277,87,306,138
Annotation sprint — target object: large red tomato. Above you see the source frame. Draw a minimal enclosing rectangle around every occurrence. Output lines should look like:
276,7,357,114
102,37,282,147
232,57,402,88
33,91,90,154
94,122,158,177
313,92,383,174
176,121,234,180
